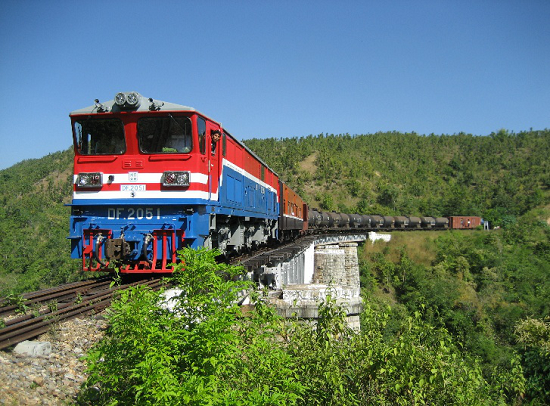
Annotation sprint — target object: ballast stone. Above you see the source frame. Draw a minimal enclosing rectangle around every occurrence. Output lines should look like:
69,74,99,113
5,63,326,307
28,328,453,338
13,340,52,357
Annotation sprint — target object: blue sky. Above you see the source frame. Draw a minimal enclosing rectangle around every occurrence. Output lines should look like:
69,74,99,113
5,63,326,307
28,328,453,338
1,0,548,170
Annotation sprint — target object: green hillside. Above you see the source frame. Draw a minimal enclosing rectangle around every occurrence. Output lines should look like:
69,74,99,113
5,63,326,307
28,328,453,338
0,148,82,295
245,129,550,402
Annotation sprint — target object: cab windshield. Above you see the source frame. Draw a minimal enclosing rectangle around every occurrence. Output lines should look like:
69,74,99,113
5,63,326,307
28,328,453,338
138,116,193,153
74,118,126,155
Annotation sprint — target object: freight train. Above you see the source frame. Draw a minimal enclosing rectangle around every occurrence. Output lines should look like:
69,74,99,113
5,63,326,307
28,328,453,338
68,92,481,273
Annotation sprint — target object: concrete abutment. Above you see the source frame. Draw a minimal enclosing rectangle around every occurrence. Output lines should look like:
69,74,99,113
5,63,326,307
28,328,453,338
253,234,374,331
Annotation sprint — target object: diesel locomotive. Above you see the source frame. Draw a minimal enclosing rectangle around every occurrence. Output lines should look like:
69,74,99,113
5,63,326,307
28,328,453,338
69,91,306,273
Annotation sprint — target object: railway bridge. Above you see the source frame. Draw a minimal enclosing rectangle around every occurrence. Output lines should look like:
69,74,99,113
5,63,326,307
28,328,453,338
239,233,387,330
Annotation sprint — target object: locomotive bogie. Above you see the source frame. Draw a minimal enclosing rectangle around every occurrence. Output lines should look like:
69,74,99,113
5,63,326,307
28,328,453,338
213,215,277,254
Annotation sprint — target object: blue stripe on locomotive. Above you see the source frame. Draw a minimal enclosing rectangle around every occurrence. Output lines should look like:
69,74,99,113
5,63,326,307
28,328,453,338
217,164,278,219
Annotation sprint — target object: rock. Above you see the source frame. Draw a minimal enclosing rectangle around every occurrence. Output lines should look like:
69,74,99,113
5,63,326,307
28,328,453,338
0,314,107,405
13,341,52,357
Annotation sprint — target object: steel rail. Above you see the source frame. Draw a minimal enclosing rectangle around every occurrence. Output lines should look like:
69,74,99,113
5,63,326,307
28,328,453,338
0,278,165,350
0,278,112,319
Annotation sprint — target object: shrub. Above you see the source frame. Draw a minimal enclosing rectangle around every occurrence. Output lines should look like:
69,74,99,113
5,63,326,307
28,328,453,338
81,248,523,405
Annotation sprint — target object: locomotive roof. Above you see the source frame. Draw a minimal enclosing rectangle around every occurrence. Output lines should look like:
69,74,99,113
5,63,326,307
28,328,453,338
70,92,200,116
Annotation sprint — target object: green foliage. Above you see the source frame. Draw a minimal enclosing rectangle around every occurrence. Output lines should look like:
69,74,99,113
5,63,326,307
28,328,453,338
81,248,306,405
515,318,550,403
4,293,29,314
360,211,549,403
0,147,84,295
81,248,520,405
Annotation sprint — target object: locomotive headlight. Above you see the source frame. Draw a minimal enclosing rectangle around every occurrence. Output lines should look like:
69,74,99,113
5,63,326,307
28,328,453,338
114,92,127,106
162,171,190,187
126,92,139,106
76,172,103,188
114,91,141,109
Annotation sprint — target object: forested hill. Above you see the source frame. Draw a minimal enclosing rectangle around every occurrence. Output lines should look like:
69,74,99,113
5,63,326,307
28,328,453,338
244,129,550,226
0,129,549,295
0,148,76,294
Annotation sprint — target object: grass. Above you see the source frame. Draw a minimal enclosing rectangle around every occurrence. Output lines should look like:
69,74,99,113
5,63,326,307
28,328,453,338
360,230,476,266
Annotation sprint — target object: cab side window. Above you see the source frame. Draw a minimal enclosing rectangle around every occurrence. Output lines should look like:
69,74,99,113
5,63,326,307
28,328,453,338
197,117,206,155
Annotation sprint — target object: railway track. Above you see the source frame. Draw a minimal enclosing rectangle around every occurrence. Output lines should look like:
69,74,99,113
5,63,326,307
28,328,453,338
0,277,166,350
233,231,368,272
232,235,317,271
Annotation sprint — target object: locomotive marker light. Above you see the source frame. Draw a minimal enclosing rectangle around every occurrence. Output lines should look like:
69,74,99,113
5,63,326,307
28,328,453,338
162,171,190,187
76,172,103,188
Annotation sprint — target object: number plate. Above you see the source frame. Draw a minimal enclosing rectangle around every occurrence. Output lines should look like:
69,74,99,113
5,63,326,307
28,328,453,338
121,184,146,192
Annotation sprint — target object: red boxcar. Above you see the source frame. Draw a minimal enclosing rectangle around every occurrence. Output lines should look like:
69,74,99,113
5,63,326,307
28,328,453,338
279,182,307,239
448,216,481,229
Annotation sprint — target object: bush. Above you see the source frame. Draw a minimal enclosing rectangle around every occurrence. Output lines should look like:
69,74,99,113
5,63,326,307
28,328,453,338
81,248,523,405
81,248,305,405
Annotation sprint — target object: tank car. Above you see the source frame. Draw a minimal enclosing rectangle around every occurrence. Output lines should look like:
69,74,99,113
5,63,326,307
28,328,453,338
360,215,373,229
69,92,291,273
318,211,331,228
421,216,436,229
434,217,450,229
382,216,395,229
348,214,363,228
339,213,350,228
407,216,422,229
370,215,384,228
328,212,343,228
308,209,322,228
393,216,409,228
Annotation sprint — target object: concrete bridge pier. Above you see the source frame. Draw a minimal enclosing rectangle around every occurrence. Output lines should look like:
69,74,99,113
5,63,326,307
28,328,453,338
258,237,365,331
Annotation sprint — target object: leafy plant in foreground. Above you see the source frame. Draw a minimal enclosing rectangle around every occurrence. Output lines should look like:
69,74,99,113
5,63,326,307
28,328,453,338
80,248,305,405
81,248,525,405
